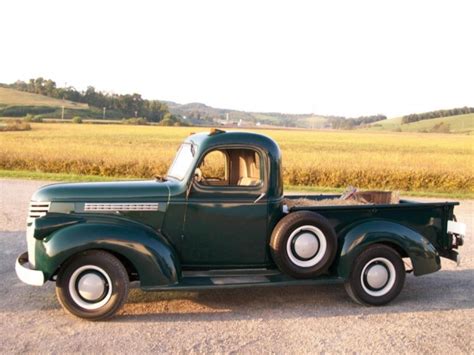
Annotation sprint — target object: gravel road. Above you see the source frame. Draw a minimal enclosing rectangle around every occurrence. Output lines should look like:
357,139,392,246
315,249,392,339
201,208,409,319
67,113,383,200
0,179,472,353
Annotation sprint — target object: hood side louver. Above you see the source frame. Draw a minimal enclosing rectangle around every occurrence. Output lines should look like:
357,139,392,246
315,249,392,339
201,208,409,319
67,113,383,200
28,202,51,221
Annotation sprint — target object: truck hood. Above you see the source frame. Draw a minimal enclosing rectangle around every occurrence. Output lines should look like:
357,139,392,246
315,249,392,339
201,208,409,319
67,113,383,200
32,180,173,202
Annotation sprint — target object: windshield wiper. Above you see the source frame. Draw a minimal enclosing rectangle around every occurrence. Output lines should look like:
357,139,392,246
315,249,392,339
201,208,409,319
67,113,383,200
155,175,167,182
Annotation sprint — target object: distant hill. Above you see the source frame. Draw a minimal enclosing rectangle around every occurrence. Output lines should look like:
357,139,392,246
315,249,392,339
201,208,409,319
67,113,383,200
165,100,333,128
0,87,88,109
369,113,474,134
2,81,470,133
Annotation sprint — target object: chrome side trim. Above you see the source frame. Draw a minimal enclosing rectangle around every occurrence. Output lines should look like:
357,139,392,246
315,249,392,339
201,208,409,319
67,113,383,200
447,220,466,236
15,252,45,286
84,202,160,212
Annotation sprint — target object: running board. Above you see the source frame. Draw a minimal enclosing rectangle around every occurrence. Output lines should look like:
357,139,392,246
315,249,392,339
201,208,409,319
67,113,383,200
182,268,281,278
142,270,343,291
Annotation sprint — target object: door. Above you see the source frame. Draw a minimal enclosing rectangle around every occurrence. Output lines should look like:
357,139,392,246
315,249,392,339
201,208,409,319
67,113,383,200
182,147,268,267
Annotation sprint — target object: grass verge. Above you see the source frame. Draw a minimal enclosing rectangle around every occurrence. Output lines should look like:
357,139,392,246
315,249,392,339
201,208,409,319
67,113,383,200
1,169,471,199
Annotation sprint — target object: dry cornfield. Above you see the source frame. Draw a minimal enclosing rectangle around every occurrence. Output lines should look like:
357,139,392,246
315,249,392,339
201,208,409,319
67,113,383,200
0,123,472,194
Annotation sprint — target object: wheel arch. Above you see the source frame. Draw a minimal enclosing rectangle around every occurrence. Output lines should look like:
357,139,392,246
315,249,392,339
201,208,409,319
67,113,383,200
55,248,140,282
336,219,440,279
35,215,181,288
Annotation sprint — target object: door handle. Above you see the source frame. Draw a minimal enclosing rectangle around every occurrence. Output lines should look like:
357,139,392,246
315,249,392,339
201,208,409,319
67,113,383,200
254,193,266,203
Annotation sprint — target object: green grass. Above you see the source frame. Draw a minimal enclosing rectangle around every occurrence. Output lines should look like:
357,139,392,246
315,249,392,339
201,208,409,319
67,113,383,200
0,87,88,109
0,169,118,182
1,169,471,199
368,114,474,133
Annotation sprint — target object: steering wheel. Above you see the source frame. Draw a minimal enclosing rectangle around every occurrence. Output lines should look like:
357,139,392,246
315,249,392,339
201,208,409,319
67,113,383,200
194,168,203,182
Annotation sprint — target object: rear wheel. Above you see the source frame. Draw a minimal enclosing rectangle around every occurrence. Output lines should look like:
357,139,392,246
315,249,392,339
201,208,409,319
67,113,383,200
56,250,129,321
344,244,405,306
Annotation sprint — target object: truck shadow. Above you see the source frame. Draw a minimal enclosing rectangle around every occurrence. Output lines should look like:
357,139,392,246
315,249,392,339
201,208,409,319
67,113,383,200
2,231,471,322
116,269,474,323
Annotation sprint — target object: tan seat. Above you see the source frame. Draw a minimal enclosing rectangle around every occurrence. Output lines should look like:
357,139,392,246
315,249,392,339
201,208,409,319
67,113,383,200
237,151,261,186
238,177,260,186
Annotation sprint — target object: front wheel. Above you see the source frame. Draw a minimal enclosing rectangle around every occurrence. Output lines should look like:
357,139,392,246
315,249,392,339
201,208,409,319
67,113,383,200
56,250,129,320
344,244,405,306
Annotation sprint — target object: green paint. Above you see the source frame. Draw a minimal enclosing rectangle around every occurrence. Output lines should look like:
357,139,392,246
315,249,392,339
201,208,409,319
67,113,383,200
23,131,461,290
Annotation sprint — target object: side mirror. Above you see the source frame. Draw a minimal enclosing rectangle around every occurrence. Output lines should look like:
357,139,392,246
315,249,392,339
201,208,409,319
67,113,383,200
186,168,201,200
194,168,203,182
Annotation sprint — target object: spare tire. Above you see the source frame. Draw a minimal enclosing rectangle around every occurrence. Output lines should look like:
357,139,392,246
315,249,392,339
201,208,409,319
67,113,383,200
270,211,338,279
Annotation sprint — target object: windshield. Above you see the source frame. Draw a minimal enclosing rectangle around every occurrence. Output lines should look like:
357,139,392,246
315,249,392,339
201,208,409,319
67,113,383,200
167,143,195,180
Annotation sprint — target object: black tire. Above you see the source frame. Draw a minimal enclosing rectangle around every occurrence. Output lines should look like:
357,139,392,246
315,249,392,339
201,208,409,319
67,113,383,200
56,250,129,321
270,211,337,279
344,244,405,306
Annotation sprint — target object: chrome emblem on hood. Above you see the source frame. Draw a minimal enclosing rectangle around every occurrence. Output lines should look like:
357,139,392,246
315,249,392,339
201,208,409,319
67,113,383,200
84,203,159,212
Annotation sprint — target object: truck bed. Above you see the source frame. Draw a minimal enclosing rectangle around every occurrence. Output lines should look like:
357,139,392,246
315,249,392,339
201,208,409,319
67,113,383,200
283,193,459,255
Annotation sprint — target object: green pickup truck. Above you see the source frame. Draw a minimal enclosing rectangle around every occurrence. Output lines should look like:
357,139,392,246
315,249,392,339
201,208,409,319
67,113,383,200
16,129,466,320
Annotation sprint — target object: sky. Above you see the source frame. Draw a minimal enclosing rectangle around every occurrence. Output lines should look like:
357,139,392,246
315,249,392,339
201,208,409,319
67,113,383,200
1,0,473,118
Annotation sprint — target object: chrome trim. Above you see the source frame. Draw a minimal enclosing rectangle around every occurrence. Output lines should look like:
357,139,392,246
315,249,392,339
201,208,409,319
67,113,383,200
293,233,319,259
27,201,50,222
365,264,389,289
84,202,160,212
26,219,36,267
69,265,112,310
15,252,45,286
361,257,396,297
286,225,328,268
254,193,266,204
77,272,107,302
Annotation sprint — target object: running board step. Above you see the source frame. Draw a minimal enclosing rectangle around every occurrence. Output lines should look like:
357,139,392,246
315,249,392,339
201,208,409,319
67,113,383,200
182,268,281,278
143,272,343,291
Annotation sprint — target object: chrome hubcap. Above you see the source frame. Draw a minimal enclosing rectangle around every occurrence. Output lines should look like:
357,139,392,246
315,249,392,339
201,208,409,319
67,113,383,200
365,264,389,289
294,233,319,259
77,273,106,301
286,225,327,268
69,265,112,310
360,257,396,297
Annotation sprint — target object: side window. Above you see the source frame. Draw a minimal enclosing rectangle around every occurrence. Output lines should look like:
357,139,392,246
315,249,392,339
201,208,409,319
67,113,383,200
197,150,228,185
196,148,263,187
231,149,262,186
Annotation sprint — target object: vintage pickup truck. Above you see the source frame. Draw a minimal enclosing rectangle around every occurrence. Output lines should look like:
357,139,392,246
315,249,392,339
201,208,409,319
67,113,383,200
16,129,466,320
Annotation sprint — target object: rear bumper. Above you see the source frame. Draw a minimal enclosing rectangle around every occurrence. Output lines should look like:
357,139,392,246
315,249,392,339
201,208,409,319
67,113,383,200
15,252,45,286
447,220,466,236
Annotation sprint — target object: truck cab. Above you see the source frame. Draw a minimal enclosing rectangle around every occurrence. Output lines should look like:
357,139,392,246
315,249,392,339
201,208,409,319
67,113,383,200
164,129,283,268
16,129,466,320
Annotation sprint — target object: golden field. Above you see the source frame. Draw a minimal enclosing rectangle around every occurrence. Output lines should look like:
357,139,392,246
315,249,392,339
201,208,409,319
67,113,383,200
0,123,473,195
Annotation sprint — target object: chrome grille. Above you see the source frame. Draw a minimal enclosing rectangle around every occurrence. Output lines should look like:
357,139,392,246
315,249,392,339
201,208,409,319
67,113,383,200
28,201,51,220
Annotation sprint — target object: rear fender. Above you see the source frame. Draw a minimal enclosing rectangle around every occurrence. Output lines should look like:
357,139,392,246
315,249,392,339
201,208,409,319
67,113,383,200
34,213,180,288
336,219,440,279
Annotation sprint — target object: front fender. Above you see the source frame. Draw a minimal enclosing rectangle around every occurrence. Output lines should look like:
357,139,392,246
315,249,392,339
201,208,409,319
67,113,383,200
34,213,180,288
337,219,440,279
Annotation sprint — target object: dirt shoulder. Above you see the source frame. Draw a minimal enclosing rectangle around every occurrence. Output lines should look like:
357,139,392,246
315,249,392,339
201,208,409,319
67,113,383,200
0,179,472,353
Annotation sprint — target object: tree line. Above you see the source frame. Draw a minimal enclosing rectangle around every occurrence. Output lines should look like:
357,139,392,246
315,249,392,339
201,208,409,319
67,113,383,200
402,107,474,124
5,78,173,122
326,114,387,129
